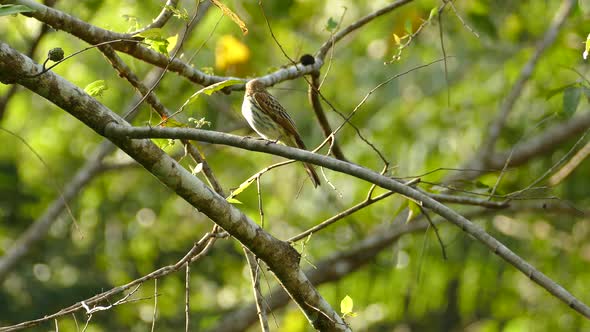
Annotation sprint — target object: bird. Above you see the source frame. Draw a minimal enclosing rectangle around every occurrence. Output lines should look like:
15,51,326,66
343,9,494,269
242,79,321,187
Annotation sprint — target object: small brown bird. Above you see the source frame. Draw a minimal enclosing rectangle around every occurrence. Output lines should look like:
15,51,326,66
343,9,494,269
242,79,320,187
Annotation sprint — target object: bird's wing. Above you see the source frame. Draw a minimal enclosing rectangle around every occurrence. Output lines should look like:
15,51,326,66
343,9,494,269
252,92,304,147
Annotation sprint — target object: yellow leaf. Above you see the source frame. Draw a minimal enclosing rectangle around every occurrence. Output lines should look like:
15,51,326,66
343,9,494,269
227,177,256,200
167,34,179,53
226,198,243,204
215,35,250,71
135,28,163,39
340,295,354,315
84,80,108,97
210,0,248,35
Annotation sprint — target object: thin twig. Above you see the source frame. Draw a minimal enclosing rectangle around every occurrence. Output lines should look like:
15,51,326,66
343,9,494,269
151,279,158,332
256,176,265,228
446,0,479,38
126,0,180,36
0,230,221,331
185,263,190,332
478,0,575,158
549,139,590,185
258,1,295,65
245,250,269,332
308,72,347,161
438,8,450,107
316,0,414,60
418,205,447,260
124,1,205,119
507,128,590,199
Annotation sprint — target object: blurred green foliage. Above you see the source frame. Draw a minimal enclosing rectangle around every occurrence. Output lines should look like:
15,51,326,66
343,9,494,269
1,0,590,331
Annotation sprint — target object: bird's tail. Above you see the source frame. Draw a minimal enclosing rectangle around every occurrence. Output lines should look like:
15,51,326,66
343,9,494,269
303,162,321,188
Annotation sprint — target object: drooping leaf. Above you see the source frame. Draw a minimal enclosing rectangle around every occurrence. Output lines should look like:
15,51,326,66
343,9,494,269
181,79,242,110
562,86,581,118
0,4,34,16
545,83,576,100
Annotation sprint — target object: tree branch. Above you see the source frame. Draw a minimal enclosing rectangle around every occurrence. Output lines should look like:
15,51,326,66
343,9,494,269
0,42,349,331
468,0,575,169
316,0,414,60
0,230,221,332
100,123,590,319
208,200,586,332
2,0,322,90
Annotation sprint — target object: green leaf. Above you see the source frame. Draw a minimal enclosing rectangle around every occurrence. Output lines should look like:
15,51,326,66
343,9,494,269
188,117,211,128
326,17,338,32
582,86,590,101
226,197,242,204
146,38,169,55
0,4,35,16
161,116,187,128
584,32,590,59
228,177,256,199
406,200,422,223
84,80,108,97
340,295,353,315
165,5,189,21
181,79,242,110
545,83,576,100
134,28,164,39
428,7,438,20
404,19,413,34
562,86,581,118
394,199,409,218
467,13,497,38
474,181,490,189
136,28,170,55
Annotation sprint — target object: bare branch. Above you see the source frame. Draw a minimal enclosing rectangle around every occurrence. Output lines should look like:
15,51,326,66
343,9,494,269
549,139,590,185
316,0,414,60
0,43,349,331
308,72,348,161
126,0,179,36
478,0,576,158
100,123,590,318
245,249,269,332
0,230,221,332
0,4,209,283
